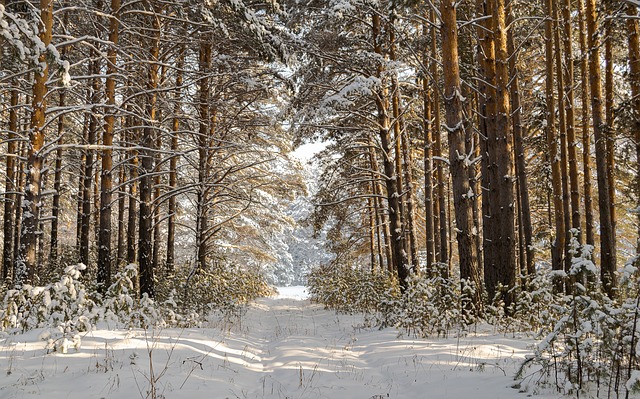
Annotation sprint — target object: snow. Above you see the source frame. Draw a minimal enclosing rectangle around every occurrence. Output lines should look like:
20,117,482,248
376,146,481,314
0,294,564,398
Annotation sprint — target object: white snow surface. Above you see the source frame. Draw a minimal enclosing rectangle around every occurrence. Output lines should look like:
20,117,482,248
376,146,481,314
0,291,560,399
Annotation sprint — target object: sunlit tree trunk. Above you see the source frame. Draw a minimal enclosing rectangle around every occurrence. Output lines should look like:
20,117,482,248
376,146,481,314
431,15,448,270
441,0,483,311
604,3,616,260
166,49,184,273
627,5,640,257
552,0,572,277
98,0,121,292
195,40,212,270
423,17,435,272
506,9,533,276
16,0,53,286
577,0,594,247
560,0,581,247
585,0,616,296
544,0,565,291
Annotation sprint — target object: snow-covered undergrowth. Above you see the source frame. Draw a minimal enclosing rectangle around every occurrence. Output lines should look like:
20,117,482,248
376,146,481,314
1,288,560,399
0,263,272,344
308,257,640,398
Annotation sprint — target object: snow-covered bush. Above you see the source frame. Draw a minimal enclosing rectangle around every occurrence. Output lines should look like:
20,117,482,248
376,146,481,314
379,267,472,337
0,264,96,352
101,264,180,329
307,263,399,313
518,242,640,398
0,264,95,333
161,262,274,325
102,264,138,324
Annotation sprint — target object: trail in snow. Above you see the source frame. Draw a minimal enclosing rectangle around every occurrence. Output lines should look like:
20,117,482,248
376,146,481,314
0,290,560,398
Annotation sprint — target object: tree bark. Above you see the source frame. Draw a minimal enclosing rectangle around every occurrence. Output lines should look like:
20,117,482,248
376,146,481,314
3,89,18,280
506,9,534,276
372,13,409,287
139,9,161,298
552,0,572,278
627,5,640,258
578,0,594,247
166,49,184,273
560,0,581,245
80,60,100,269
585,0,616,296
545,0,565,291
441,0,483,311
16,0,53,286
127,127,138,265
431,16,448,269
50,89,65,266
98,0,121,292
195,40,212,271
423,18,435,272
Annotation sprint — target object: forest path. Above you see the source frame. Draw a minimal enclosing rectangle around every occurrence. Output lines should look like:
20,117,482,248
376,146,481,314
0,291,557,399
221,294,544,399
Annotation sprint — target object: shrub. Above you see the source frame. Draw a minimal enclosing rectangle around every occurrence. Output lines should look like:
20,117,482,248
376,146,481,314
307,263,399,313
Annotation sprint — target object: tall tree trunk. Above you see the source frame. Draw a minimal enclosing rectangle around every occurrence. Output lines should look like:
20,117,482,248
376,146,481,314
627,5,640,257
76,117,88,253
489,0,517,306
585,0,616,296
139,10,161,298
506,10,534,276
604,4,616,257
560,0,581,246
431,17,448,269
152,125,162,270
12,141,25,276
552,0,572,278
195,40,211,270
127,127,138,265
578,0,594,247
423,22,436,272
368,139,392,272
545,0,565,291
476,0,498,295
372,13,409,287
98,0,121,292
81,61,100,268
388,20,411,274
116,158,126,268
389,17,418,273
477,0,516,304
16,0,53,286
441,0,483,311
166,49,184,273
50,89,65,266
3,89,18,280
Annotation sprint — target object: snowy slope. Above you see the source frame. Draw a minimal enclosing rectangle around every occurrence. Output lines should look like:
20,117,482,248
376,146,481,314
0,288,562,398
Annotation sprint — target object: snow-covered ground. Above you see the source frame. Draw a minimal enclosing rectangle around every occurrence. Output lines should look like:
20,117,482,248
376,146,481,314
0,287,561,398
